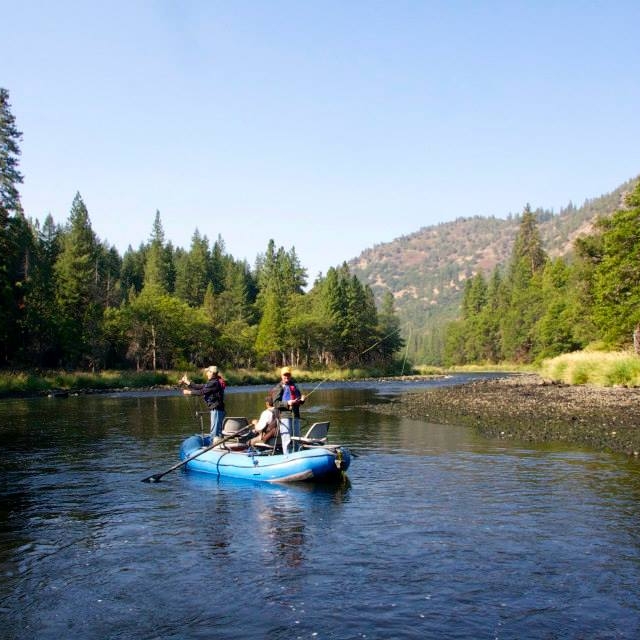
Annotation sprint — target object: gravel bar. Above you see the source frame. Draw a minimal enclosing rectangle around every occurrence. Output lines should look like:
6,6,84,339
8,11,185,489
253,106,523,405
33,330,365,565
372,373,640,458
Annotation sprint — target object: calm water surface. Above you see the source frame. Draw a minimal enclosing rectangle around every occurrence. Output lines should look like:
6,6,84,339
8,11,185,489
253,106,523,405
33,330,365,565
1,376,640,639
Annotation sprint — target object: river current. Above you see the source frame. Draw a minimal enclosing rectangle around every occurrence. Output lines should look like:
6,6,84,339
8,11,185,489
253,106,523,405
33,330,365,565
1,376,639,639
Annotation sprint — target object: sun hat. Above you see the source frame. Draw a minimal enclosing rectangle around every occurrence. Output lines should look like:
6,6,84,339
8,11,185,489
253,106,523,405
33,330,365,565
280,366,292,375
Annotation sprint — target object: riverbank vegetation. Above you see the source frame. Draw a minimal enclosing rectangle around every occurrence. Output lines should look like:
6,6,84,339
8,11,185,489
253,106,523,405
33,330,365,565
0,89,404,376
3,88,640,390
539,350,640,387
0,364,420,397
443,179,640,371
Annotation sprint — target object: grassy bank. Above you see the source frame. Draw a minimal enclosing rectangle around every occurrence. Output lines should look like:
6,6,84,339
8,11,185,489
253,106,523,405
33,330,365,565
0,365,417,397
539,350,640,387
2,350,637,397
423,350,640,388
0,370,174,396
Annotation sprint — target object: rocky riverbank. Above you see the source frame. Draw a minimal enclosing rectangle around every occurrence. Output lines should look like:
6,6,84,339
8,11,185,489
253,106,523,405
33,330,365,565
372,373,640,458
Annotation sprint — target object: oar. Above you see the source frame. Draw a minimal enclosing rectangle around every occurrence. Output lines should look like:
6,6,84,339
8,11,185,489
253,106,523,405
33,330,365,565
141,425,252,483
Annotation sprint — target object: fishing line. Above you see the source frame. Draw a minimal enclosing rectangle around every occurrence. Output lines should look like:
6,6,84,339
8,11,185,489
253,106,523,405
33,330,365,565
303,325,404,400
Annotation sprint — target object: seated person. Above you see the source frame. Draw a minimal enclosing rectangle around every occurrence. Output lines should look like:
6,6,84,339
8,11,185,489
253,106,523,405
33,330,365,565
246,396,279,446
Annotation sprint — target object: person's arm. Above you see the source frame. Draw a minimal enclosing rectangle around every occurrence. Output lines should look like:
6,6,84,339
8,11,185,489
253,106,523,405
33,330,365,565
182,381,205,396
288,384,305,407
183,387,204,396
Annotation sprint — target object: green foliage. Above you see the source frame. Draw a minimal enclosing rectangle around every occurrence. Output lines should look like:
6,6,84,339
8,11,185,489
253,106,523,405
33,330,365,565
0,88,25,364
174,229,210,306
53,192,105,368
0,88,23,221
570,363,590,385
351,178,639,363
604,359,640,387
7,87,638,374
591,181,640,346
143,210,174,292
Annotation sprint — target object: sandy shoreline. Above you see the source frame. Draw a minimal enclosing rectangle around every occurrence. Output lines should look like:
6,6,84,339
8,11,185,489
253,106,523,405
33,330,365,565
372,373,640,458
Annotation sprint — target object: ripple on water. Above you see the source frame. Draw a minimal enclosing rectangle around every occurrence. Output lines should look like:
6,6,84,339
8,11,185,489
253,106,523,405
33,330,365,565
2,387,640,639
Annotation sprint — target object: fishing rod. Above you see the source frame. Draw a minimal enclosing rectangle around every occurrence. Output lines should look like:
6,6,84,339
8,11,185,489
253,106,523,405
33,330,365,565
302,325,403,400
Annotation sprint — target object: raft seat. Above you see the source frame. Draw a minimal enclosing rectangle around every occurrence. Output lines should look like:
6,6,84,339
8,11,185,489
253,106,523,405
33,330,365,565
221,417,250,437
291,421,330,448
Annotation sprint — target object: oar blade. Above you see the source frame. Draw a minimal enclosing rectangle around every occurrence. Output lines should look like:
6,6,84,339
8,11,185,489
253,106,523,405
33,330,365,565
141,473,163,483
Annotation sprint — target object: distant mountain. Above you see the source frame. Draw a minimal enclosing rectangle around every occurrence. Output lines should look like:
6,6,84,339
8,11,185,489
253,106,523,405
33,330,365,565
349,175,639,358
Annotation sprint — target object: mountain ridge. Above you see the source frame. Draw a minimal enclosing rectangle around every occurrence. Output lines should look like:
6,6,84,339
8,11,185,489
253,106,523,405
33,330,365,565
349,174,639,358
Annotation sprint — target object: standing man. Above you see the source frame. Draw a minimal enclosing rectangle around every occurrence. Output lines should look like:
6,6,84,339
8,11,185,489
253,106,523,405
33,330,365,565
270,366,305,453
180,366,226,443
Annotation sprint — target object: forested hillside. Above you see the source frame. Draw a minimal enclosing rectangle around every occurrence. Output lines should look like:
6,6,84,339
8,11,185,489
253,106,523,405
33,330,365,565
3,85,639,372
350,177,639,363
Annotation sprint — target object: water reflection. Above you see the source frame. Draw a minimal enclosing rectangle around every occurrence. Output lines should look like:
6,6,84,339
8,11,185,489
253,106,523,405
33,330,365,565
181,473,351,570
2,379,640,639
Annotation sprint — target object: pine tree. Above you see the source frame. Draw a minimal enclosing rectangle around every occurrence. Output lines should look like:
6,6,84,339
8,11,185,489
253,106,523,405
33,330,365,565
121,244,146,299
0,88,24,363
174,229,211,306
591,181,640,347
500,206,548,362
143,210,172,292
0,88,23,229
375,290,404,366
254,240,308,366
54,192,102,367
534,257,584,358
24,215,63,365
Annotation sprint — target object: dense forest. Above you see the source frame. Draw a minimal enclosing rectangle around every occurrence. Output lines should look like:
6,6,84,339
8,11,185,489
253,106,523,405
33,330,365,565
351,177,638,364
0,89,403,372
444,186,640,365
2,87,639,372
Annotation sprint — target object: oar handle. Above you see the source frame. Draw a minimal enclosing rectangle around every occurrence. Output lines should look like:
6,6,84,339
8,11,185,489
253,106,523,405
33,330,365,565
141,425,252,483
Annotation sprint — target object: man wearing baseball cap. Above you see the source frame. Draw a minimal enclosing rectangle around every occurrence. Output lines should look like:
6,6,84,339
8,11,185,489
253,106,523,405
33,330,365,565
180,366,226,443
269,366,305,453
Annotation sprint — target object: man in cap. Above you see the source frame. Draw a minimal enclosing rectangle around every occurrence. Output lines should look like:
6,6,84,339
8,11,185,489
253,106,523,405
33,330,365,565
180,366,226,443
269,366,305,453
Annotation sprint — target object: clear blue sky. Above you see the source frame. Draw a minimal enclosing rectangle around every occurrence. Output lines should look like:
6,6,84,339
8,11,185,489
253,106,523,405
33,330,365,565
3,1,639,281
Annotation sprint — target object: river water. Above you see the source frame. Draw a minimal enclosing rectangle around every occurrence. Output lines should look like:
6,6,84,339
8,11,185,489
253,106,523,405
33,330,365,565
1,376,639,639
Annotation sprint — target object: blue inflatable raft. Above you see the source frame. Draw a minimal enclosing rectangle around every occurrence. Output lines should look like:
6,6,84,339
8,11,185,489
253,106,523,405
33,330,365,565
179,434,351,483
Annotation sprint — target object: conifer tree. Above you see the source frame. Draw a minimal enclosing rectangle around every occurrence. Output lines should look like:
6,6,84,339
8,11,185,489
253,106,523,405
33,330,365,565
500,206,547,362
54,193,102,367
121,244,146,298
24,215,63,365
0,88,24,363
591,181,640,347
174,229,210,306
0,88,23,231
535,257,584,357
143,211,172,292
375,290,404,365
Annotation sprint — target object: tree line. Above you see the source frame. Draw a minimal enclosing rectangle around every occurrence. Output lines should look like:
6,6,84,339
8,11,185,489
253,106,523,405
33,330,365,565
444,180,640,365
0,88,404,372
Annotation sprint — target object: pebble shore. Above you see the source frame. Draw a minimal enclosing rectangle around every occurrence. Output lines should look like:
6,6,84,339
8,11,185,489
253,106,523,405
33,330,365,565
374,374,640,458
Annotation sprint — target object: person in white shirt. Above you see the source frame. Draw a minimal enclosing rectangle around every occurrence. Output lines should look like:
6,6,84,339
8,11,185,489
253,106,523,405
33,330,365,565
248,396,279,446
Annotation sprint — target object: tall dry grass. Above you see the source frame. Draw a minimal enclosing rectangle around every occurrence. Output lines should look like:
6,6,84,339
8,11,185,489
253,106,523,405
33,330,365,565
539,350,640,387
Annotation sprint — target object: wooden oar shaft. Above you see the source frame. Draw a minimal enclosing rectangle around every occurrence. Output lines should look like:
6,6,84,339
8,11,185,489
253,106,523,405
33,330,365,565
141,425,252,483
